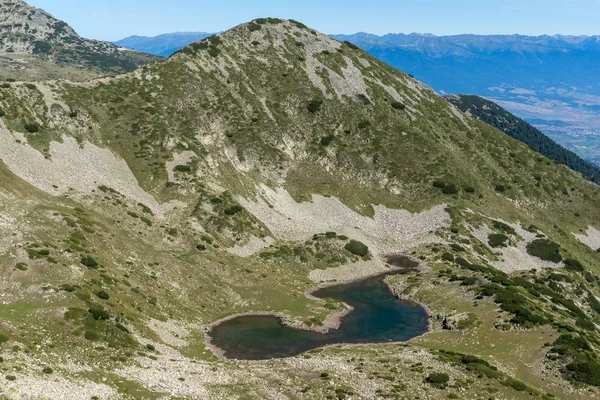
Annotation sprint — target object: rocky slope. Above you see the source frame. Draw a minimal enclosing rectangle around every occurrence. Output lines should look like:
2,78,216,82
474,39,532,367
0,13,600,400
0,0,160,80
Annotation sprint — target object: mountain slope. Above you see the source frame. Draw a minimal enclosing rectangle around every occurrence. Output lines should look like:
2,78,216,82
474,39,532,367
331,32,600,164
114,32,213,57
0,0,161,80
0,16,600,399
446,94,600,184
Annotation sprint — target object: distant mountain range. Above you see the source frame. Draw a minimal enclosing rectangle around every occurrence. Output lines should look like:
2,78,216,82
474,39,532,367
332,32,600,166
114,32,213,57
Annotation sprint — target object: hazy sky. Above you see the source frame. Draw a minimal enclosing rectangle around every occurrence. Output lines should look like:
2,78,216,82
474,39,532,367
27,0,600,41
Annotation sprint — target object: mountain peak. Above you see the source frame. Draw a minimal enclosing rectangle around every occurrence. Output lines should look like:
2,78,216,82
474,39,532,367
0,0,160,80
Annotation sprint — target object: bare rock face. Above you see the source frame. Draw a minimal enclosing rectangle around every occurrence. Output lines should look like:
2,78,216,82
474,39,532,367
0,0,161,79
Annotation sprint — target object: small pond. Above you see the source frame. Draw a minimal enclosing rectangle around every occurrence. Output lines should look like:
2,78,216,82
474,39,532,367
207,262,430,360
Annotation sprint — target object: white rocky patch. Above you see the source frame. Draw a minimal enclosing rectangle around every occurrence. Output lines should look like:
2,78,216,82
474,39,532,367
147,319,191,347
574,227,600,251
238,185,450,257
327,57,370,102
227,235,275,257
0,121,174,215
1,375,116,400
470,222,561,272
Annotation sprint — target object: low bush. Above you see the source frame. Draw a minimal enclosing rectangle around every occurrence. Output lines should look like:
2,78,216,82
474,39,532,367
426,372,449,387
174,164,192,173
24,123,40,133
224,205,244,215
96,290,110,300
526,239,562,263
564,258,584,272
80,256,98,269
0,332,9,344
320,135,334,146
567,360,600,386
307,98,323,113
391,101,406,110
494,184,506,192
248,23,262,32
345,240,369,257
358,120,371,130
432,180,446,189
488,233,509,248
493,221,516,235
343,41,359,50
441,183,458,195
84,330,100,341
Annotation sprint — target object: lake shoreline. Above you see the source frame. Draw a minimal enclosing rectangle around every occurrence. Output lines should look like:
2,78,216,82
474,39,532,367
204,254,432,361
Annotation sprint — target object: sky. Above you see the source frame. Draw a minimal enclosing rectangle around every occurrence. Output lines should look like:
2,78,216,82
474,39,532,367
27,0,600,41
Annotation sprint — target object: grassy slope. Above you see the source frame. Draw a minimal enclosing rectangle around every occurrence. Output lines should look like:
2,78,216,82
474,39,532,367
0,19,598,399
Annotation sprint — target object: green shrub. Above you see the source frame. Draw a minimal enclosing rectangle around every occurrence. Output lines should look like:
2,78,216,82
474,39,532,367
343,41,359,50
174,164,192,173
358,120,371,130
307,98,323,113
492,221,516,235
488,233,509,248
320,135,334,146
567,360,600,386
69,110,78,118
196,244,207,251
0,110,5,117
344,240,369,257
248,23,262,32
5,375,16,381
15,263,28,271
24,123,40,133
146,344,156,351
432,180,446,189
391,101,406,110
224,205,244,215
96,290,110,300
88,304,110,320
564,258,584,272
506,378,529,392
80,256,98,269
441,184,458,195
25,83,36,90
42,367,53,374
494,184,506,192
526,239,562,263
576,318,595,330
84,330,100,341
0,332,9,344
463,186,475,193
207,47,220,57
426,372,450,387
